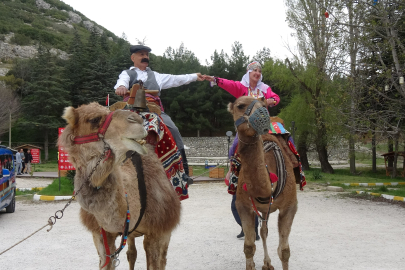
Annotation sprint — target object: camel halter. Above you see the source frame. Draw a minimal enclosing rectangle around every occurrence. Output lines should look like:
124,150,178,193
73,111,115,144
234,100,270,136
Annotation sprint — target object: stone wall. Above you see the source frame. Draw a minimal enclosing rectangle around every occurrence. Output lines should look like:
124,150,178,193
182,136,356,165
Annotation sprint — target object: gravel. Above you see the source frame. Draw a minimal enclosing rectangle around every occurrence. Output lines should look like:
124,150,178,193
1,182,405,270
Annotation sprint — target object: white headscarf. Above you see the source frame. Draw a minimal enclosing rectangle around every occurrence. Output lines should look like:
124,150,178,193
240,61,268,95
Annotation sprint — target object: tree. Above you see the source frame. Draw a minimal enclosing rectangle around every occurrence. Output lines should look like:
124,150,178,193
22,44,70,161
0,84,20,138
284,0,347,173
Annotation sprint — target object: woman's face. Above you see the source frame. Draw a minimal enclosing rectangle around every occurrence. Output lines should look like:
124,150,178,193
249,68,262,84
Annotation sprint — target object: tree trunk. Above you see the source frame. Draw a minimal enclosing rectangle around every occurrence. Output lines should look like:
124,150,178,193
392,133,399,178
371,130,377,173
297,131,310,171
388,138,394,168
349,135,356,174
44,128,49,162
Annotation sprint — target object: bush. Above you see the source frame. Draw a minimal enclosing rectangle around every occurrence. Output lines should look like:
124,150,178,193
10,33,31,46
312,170,323,180
66,170,76,185
378,185,389,193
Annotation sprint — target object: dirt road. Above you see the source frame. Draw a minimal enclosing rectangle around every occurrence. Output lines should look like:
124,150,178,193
1,183,404,270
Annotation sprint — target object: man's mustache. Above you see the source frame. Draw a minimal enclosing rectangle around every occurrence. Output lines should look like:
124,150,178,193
141,58,149,63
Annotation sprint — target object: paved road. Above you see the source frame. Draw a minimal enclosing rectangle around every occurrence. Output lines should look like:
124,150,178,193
1,183,404,270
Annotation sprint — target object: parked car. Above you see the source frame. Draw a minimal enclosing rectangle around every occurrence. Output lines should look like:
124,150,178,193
0,145,16,213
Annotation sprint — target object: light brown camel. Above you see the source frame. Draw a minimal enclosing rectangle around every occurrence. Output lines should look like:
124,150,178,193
228,96,298,270
58,103,181,270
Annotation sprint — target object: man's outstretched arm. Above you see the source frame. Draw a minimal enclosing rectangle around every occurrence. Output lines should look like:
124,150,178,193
158,73,204,90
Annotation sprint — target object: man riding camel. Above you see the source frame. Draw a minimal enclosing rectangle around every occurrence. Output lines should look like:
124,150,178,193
114,45,205,185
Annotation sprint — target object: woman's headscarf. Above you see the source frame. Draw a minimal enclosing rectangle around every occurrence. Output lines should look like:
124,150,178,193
240,61,269,94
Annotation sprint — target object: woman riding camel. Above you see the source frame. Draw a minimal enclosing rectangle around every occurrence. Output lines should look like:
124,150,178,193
205,61,280,107
205,61,280,240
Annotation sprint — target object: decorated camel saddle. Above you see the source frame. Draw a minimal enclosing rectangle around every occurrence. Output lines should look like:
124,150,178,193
110,81,189,200
227,115,306,197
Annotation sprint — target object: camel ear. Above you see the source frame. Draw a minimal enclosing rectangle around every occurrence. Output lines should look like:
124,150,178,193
227,102,234,114
62,106,78,127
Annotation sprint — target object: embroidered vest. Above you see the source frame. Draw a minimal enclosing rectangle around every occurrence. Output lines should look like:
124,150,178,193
125,68,160,96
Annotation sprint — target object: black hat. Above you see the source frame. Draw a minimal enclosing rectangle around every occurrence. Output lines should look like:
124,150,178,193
130,45,152,54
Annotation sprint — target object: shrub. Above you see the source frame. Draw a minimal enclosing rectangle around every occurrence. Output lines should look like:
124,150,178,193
312,170,323,180
66,170,76,185
10,33,31,46
378,185,389,193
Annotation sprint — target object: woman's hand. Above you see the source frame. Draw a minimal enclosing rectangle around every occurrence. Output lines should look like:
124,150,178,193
203,75,215,82
266,98,276,107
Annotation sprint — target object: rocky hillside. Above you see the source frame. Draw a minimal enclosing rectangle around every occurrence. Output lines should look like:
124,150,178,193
0,0,120,74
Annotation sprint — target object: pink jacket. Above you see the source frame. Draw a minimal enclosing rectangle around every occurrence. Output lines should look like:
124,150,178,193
215,78,280,107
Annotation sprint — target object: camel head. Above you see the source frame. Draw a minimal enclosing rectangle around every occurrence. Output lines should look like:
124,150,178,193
227,96,270,137
58,102,147,187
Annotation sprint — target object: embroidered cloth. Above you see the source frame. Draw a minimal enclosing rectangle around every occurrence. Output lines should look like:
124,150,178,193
139,112,189,200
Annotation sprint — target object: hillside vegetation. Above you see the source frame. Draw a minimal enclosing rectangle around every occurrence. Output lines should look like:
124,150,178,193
0,0,119,55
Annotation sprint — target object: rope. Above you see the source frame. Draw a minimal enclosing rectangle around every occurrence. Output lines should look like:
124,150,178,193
0,220,52,256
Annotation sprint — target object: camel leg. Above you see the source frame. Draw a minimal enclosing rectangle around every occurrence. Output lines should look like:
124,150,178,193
238,203,257,270
277,204,298,270
260,221,274,270
143,232,171,270
91,230,117,270
126,237,137,270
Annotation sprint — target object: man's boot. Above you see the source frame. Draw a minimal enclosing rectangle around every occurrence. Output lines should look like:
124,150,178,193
180,149,193,185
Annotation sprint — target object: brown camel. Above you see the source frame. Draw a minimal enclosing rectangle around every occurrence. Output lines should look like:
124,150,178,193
228,96,298,270
58,103,181,270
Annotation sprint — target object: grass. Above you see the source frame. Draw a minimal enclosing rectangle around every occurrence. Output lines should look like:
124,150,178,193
37,177,74,196
32,160,58,172
307,167,405,198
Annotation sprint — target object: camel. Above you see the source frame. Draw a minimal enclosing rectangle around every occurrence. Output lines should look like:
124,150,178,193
228,96,298,270
58,103,181,270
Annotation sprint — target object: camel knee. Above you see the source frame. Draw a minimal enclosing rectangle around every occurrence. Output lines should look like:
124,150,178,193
244,244,256,259
278,247,290,262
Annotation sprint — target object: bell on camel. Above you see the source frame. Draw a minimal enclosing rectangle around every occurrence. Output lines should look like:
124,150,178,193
133,84,147,110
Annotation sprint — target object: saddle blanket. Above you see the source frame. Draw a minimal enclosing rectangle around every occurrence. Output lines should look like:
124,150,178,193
139,112,189,201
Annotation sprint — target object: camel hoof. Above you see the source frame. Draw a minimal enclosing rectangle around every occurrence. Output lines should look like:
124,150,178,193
262,264,274,270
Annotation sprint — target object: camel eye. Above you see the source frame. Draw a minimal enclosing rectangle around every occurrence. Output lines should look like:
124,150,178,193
237,104,246,110
88,117,101,125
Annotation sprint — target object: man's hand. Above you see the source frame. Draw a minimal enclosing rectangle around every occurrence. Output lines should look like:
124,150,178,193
115,85,129,97
196,73,204,81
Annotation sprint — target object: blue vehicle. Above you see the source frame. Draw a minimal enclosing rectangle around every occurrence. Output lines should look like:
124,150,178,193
0,145,16,213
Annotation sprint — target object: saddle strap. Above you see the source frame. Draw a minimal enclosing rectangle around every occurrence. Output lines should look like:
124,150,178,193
263,141,286,199
127,151,147,235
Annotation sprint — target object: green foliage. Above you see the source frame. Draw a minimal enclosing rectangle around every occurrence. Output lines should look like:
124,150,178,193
10,33,32,45
66,170,76,185
311,170,323,180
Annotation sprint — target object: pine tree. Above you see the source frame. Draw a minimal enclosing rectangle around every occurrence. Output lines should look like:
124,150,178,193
23,44,70,161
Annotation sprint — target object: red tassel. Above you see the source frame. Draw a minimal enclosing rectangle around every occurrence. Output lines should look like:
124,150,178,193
270,172,278,183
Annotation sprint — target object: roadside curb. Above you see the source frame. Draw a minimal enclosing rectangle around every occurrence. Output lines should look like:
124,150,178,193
344,182,405,187
17,187,44,191
356,191,405,202
33,194,73,201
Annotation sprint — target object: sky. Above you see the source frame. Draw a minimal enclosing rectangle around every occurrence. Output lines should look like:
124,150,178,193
61,0,296,64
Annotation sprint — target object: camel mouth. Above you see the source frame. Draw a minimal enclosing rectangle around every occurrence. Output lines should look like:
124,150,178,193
123,137,148,155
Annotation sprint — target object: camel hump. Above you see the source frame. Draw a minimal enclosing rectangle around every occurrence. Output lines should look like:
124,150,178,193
270,116,284,125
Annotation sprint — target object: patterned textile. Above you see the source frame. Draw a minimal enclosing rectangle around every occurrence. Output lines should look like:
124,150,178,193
139,112,189,200
227,150,241,195
269,122,289,135
145,93,165,112
288,138,307,190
